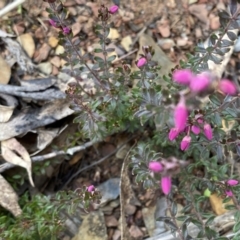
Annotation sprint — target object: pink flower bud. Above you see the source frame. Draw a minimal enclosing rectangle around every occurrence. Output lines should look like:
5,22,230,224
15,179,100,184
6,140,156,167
226,179,239,186
109,5,119,14
204,123,213,140
87,185,95,192
219,79,237,95
225,190,233,197
168,128,179,141
161,176,171,195
149,161,163,173
174,98,188,132
63,27,71,35
189,73,210,92
49,19,57,28
191,125,201,135
172,69,193,85
136,57,147,68
180,136,191,151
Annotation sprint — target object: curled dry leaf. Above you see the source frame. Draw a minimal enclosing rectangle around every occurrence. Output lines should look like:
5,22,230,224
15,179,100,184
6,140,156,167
1,138,34,187
0,174,22,217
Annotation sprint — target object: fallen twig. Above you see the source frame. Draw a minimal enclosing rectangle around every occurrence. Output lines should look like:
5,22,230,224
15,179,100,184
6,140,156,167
0,0,26,18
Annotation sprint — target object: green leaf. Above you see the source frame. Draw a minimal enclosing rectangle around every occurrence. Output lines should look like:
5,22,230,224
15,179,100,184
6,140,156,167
233,221,240,232
94,48,103,53
107,55,116,62
227,31,238,41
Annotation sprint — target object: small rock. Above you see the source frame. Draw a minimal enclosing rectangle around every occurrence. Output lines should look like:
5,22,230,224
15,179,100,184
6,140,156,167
72,22,82,37
48,36,59,48
98,178,120,206
210,15,220,30
68,6,77,16
35,27,45,39
38,62,52,75
125,204,136,215
156,18,171,38
112,229,121,240
17,33,35,58
34,43,51,63
76,15,89,23
158,39,175,50
129,225,143,239
0,55,11,84
52,65,59,75
176,38,188,47
104,215,118,227
195,27,202,38
72,210,107,240
55,45,65,55
50,56,61,67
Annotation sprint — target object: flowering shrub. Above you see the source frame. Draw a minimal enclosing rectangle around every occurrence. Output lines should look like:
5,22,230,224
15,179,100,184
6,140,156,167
3,0,240,239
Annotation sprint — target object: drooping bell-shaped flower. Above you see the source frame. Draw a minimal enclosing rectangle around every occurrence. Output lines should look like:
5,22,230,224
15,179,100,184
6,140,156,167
219,79,237,95
87,185,95,192
168,128,179,141
172,69,193,85
174,97,188,132
204,123,213,140
62,26,71,35
191,125,201,135
225,190,233,197
189,73,210,93
161,176,172,195
180,135,191,151
49,19,57,28
148,161,163,173
226,179,239,186
109,5,119,14
136,57,147,68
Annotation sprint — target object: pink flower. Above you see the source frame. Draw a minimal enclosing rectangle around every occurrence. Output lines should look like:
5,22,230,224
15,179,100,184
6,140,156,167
191,125,201,135
227,179,239,186
174,98,188,132
219,79,237,95
225,190,233,197
63,27,71,35
149,161,163,173
168,128,179,141
204,123,213,140
173,69,193,85
49,19,57,28
189,73,210,92
161,176,171,195
136,57,147,68
109,5,119,14
87,185,95,192
180,136,191,151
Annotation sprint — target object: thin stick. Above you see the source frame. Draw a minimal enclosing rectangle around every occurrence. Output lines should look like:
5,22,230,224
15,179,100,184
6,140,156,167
60,135,136,189
112,49,138,64
0,140,96,173
0,0,26,18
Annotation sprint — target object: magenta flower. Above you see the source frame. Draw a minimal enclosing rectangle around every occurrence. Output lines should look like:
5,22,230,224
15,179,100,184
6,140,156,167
87,185,95,192
136,57,147,68
204,123,213,140
109,5,119,14
174,98,188,132
180,136,191,151
168,128,179,141
191,125,201,135
161,176,171,195
225,190,233,197
226,179,239,186
62,27,71,35
189,73,210,92
172,69,193,85
219,79,237,95
149,161,163,173
49,19,57,28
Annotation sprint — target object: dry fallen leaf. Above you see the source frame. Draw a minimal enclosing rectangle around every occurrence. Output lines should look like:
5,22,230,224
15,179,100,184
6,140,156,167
0,55,11,85
1,138,34,187
0,174,22,217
